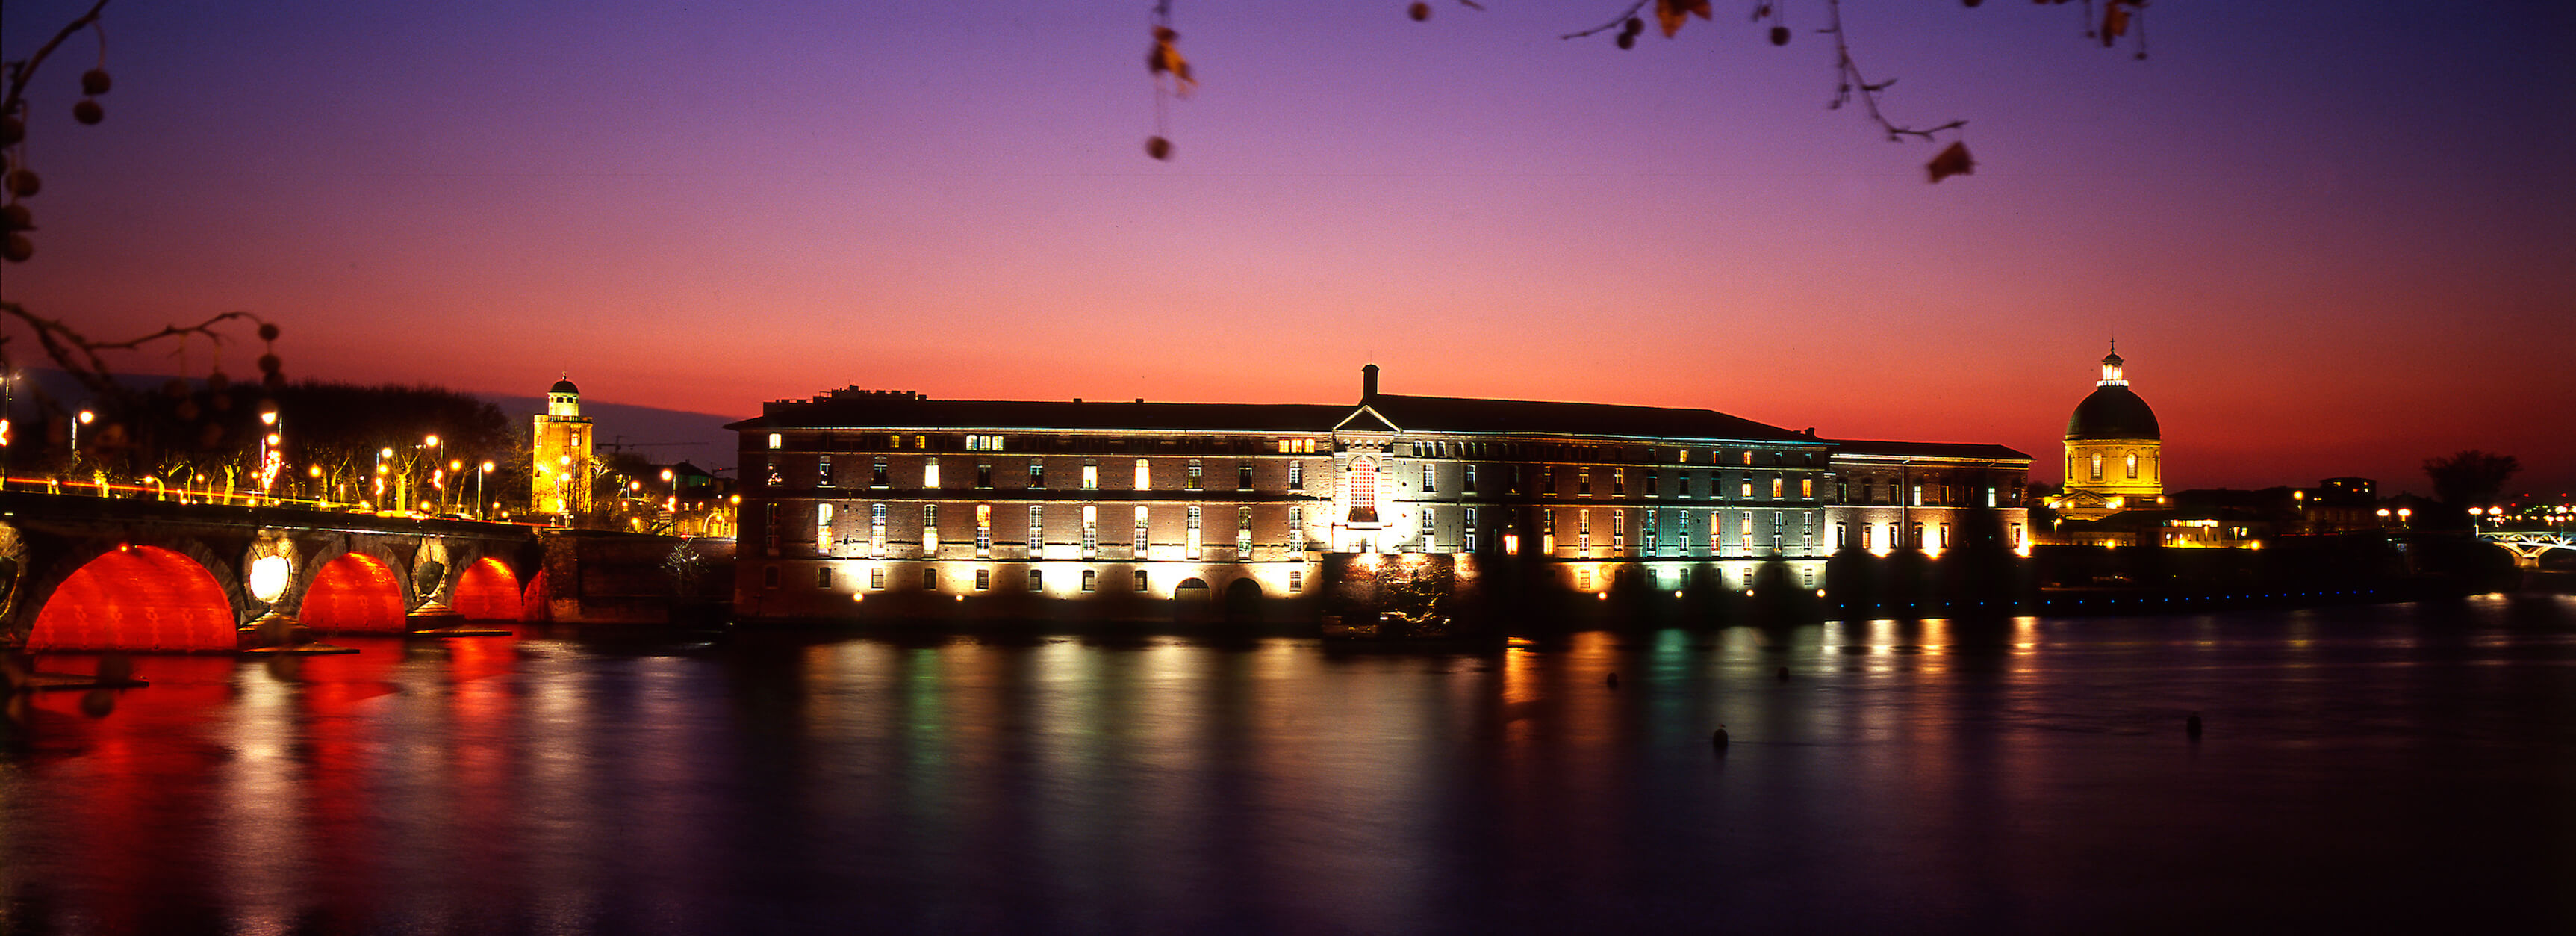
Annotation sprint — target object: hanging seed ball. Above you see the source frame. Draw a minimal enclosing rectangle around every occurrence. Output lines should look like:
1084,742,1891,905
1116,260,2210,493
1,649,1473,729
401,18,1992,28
2,233,30,263
1770,26,1791,46
2,203,29,230
1145,136,1172,161
1617,32,1635,49
73,99,104,125
258,353,281,374
82,69,112,96
175,400,200,421
1409,2,1429,22
6,170,40,198
258,322,281,341
1625,17,1643,34
207,371,230,391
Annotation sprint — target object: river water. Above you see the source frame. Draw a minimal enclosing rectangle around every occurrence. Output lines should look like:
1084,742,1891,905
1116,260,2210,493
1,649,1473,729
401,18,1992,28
5,597,2572,935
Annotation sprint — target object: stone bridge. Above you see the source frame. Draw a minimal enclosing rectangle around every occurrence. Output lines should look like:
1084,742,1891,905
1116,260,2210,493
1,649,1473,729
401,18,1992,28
0,492,731,652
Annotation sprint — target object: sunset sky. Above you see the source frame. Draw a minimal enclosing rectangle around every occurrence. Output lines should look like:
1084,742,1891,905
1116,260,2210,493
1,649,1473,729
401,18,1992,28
8,1,2571,494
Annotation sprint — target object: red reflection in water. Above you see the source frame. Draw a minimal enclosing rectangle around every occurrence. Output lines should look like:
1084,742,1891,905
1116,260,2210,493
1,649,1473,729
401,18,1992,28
299,554,405,633
451,558,521,622
29,545,237,651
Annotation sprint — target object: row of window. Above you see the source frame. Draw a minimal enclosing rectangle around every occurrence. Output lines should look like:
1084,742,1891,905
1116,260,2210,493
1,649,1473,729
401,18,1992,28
767,564,1308,595
1830,521,2029,551
762,430,1825,468
1832,480,2023,507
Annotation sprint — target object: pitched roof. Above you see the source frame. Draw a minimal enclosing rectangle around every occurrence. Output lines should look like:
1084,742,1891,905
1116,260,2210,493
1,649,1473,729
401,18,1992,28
1356,394,1820,444
1824,438,2034,462
729,394,1345,433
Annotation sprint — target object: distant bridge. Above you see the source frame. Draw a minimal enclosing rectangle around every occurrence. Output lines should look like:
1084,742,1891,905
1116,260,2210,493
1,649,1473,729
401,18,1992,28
2477,529,2575,567
1,492,728,652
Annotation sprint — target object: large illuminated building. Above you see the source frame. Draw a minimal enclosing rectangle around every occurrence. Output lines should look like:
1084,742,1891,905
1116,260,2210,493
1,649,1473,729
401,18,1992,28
2053,346,2162,521
729,365,2028,624
532,375,595,515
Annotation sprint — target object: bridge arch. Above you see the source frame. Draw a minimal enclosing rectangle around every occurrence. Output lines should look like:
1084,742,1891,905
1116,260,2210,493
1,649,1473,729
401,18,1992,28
452,556,523,621
298,550,410,633
30,544,241,651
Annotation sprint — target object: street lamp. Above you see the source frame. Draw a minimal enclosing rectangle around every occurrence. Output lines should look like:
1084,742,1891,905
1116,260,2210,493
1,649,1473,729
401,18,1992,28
478,460,494,520
426,435,444,513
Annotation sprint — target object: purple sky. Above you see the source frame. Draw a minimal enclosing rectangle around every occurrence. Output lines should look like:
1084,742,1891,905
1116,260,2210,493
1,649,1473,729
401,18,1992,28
8,1,2572,495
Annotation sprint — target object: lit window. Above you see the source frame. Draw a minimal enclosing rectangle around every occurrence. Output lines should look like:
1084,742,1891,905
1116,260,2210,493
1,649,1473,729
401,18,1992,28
1028,462,1045,489
1348,457,1381,524
1289,460,1304,491
975,568,991,591
1771,477,1784,498
1422,463,1437,493
1133,569,1149,592
1289,570,1304,592
816,566,833,589
1083,461,1098,490
1238,506,1253,554
1081,569,1098,592
975,504,992,558
1800,478,1813,498
1420,506,1437,550
766,433,782,450
923,504,939,554
1186,506,1204,560
815,503,834,552
1136,458,1151,489
967,434,1006,452
1912,485,1923,506
1613,471,1625,497
818,457,835,488
1186,461,1202,490
914,435,927,449
1028,569,1044,592
1835,522,1847,548
1578,509,1592,553
1135,506,1150,552
2090,453,2104,482
1463,464,1478,492
1289,506,1306,551
1029,505,1045,558
1740,479,1754,499
870,504,887,558
1081,506,1099,558
1612,509,1625,553
2126,452,2139,480
924,458,940,488
870,566,886,589
1643,509,1657,554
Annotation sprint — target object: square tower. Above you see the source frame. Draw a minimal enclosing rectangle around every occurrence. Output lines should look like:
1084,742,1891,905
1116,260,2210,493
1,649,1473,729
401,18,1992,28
533,376,594,515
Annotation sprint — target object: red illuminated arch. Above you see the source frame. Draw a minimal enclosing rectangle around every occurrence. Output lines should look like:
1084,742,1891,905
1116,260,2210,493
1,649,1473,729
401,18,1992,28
31,545,238,651
299,552,408,633
451,557,522,622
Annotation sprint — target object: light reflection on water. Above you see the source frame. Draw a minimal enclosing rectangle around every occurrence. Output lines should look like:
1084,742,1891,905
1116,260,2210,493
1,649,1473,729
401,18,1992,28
4,596,2573,934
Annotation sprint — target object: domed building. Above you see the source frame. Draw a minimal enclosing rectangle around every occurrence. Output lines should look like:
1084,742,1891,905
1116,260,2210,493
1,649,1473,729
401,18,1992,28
2054,346,2162,521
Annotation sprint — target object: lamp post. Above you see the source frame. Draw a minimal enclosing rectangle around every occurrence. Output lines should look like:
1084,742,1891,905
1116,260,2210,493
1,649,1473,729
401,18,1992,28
557,454,573,524
478,460,494,520
1,371,14,492
426,435,444,514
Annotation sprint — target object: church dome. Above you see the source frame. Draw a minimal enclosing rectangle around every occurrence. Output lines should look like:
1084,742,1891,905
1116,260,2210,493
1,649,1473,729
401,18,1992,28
2065,385,2159,439
550,377,579,395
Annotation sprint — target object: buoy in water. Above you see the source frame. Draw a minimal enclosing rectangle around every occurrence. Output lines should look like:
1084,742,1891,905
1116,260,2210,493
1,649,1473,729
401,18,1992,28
1605,672,1620,689
1711,725,1730,751
2186,712,2203,738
